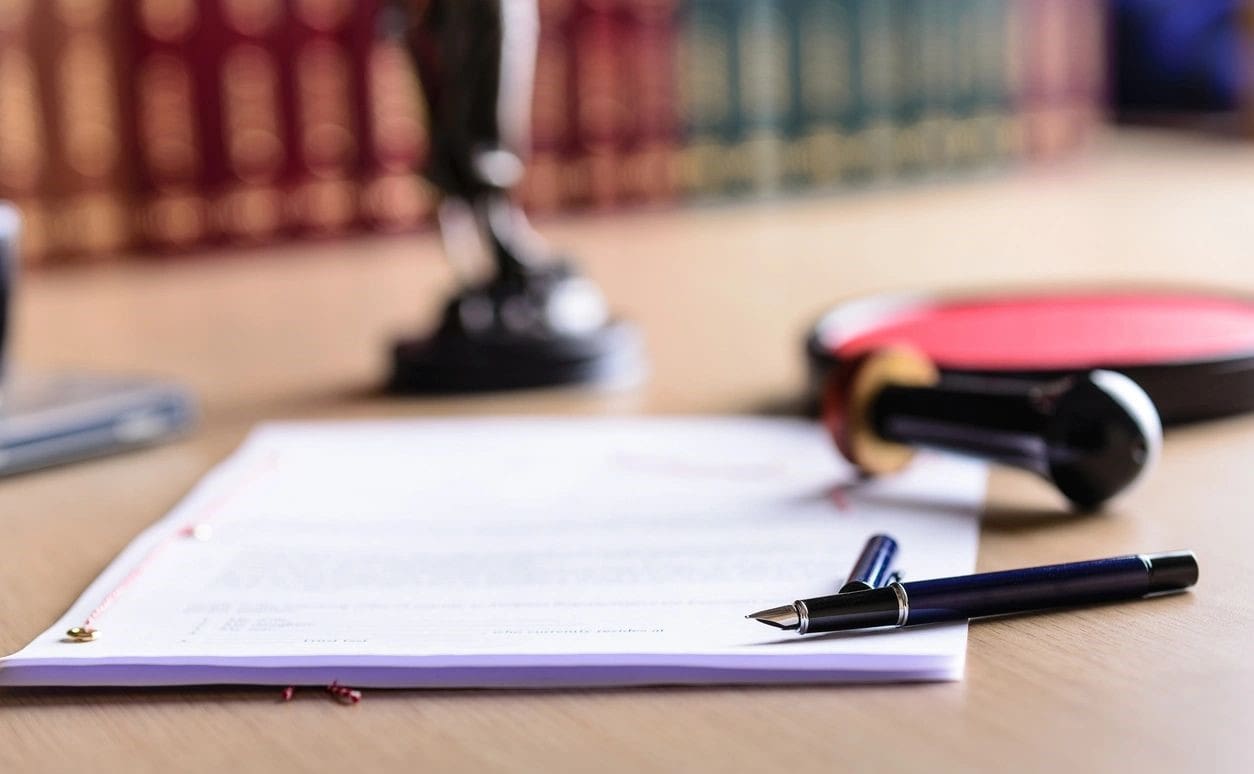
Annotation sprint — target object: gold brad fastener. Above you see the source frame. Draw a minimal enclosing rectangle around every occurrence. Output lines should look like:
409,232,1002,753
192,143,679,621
64,626,99,642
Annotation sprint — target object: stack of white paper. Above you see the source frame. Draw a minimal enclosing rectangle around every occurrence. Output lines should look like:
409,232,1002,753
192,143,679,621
0,418,986,687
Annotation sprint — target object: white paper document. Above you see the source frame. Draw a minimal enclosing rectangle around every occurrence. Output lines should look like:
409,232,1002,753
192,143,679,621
0,417,986,687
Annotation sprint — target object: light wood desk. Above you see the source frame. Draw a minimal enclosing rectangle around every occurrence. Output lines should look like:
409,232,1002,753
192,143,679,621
3,131,1253,772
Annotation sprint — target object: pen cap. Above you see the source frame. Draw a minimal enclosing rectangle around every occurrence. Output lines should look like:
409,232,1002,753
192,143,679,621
1143,551,1199,594
840,534,898,592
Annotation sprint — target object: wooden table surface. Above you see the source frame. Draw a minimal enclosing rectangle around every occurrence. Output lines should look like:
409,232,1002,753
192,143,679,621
3,131,1253,772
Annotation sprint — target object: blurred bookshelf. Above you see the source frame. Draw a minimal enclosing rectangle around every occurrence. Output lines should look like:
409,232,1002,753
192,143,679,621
0,0,1111,268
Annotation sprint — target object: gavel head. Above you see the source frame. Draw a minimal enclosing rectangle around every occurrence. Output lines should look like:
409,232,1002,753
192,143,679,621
1043,369,1161,509
822,346,1163,509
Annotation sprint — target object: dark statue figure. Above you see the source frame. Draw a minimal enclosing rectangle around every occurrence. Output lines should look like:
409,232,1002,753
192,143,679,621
0,204,16,391
388,0,642,392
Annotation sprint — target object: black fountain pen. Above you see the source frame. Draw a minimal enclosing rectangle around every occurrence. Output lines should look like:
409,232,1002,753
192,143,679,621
748,551,1198,634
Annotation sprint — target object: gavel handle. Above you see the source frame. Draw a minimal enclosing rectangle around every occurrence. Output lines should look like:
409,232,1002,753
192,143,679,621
871,377,1058,476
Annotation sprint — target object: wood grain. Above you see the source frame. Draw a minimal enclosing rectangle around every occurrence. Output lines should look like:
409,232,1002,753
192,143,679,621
2,131,1253,773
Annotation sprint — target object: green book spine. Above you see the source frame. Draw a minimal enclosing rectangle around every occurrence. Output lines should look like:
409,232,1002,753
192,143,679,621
888,0,927,177
733,0,793,196
791,0,856,186
968,0,1016,166
922,0,962,172
852,0,896,180
675,0,741,198
937,0,973,170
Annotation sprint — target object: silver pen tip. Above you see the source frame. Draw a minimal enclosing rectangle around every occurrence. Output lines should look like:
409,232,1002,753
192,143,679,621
746,604,801,630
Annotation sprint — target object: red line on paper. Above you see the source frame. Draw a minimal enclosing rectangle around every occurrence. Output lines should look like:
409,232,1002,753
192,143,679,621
77,453,279,631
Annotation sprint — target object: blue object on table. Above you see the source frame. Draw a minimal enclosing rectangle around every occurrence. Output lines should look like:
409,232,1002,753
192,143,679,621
1114,0,1243,111
0,202,197,478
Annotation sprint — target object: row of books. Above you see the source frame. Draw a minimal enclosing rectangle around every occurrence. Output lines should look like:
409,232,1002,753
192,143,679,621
0,0,1106,268
0,0,430,265
524,0,1105,213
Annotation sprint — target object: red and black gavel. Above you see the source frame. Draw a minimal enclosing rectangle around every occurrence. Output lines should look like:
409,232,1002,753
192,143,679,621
822,348,1163,509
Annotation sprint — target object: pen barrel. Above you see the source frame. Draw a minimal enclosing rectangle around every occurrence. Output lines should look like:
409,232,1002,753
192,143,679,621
902,552,1197,625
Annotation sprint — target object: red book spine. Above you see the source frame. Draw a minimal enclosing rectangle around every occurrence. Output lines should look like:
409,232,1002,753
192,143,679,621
615,0,679,205
999,0,1027,159
1068,0,1107,148
212,0,289,244
569,0,623,210
30,0,132,262
1020,0,1076,160
353,2,433,233
281,0,364,238
523,0,577,216
0,0,51,265
128,0,212,252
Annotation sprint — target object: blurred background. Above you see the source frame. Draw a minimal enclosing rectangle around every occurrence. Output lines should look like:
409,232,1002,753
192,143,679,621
0,0,1250,269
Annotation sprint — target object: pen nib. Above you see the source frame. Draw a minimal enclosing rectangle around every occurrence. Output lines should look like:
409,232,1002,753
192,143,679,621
746,605,801,631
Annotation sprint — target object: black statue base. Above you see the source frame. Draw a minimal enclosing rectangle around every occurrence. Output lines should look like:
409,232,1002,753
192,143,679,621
387,263,644,394
388,322,642,393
